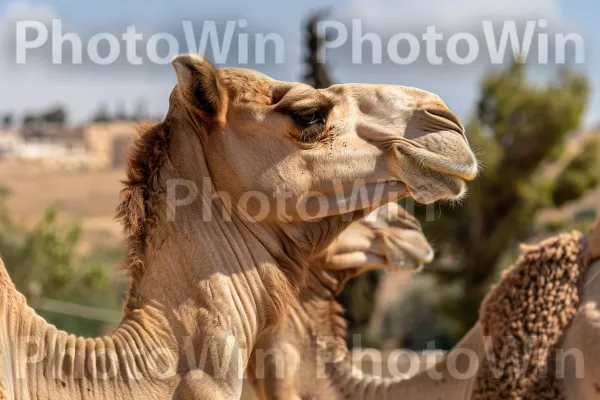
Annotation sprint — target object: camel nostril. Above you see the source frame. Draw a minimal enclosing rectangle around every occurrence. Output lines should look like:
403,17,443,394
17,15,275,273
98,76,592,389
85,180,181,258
424,107,465,135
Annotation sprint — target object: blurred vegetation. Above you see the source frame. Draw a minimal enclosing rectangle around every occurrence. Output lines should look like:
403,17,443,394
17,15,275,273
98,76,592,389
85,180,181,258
90,98,152,123
2,114,13,130
22,105,68,126
380,277,454,351
552,138,600,207
91,103,113,123
0,187,124,336
303,12,599,346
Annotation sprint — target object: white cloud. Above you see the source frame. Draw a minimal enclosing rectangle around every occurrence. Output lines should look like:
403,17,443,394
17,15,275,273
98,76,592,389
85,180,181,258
2,1,56,22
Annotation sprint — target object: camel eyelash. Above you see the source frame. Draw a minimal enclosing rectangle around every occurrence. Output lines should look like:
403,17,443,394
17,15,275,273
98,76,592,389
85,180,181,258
288,114,332,146
297,124,328,143
275,100,333,145
292,109,326,127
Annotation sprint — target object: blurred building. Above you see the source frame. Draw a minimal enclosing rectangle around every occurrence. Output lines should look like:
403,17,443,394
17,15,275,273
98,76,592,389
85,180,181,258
84,121,137,169
21,121,84,148
0,129,20,156
0,120,139,171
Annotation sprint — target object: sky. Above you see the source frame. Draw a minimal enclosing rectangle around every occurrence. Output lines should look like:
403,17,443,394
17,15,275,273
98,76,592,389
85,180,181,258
0,0,599,126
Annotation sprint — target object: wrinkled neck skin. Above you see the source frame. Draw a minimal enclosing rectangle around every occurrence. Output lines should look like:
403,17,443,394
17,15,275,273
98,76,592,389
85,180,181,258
0,270,179,400
164,106,406,398
248,264,353,399
160,109,371,357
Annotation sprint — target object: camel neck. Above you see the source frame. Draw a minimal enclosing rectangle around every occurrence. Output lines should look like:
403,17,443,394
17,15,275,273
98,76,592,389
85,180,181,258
129,198,285,357
116,114,299,382
0,202,276,400
0,262,180,400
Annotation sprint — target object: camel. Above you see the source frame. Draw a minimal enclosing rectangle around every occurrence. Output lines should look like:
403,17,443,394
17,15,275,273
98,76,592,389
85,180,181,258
0,54,477,400
253,217,598,399
246,202,434,399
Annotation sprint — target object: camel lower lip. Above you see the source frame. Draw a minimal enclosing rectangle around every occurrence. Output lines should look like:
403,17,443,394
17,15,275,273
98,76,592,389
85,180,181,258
404,174,467,203
396,143,478,182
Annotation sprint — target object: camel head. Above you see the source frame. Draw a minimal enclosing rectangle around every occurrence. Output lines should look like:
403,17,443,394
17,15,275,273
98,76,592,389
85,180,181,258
316,202,434,282
170,54,477,219
363,202,434,272
164,52,477,281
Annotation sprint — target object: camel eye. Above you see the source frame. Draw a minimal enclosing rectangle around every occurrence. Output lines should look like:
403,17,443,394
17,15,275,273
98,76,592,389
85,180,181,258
292,109,325,126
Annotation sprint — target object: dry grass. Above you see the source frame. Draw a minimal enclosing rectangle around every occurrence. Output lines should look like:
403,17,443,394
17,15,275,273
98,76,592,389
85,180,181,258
0,159,126,252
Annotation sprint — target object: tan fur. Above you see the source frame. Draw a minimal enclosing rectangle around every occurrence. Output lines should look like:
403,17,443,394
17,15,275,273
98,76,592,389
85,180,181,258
0,55,477,400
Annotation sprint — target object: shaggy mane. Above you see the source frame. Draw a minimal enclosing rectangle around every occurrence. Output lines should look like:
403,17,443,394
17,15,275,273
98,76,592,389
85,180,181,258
304,268,353,356
115,121,172,302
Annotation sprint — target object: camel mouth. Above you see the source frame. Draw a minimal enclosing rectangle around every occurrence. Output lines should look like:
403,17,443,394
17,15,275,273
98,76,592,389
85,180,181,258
397,108,479,184
393,139,478,203
402,145,478,182
395,156,470,204
363,208,435,273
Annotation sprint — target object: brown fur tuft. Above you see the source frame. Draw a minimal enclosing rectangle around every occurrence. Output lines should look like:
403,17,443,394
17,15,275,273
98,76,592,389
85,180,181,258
115,121,172,306
302,267,356,359
472,232,591,399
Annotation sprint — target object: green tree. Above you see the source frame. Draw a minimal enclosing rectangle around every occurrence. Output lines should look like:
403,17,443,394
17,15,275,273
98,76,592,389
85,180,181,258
303,12,334,89
41,106,67,125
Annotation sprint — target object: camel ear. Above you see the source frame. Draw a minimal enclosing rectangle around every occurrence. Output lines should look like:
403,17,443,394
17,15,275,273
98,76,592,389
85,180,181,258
171,54,228,124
